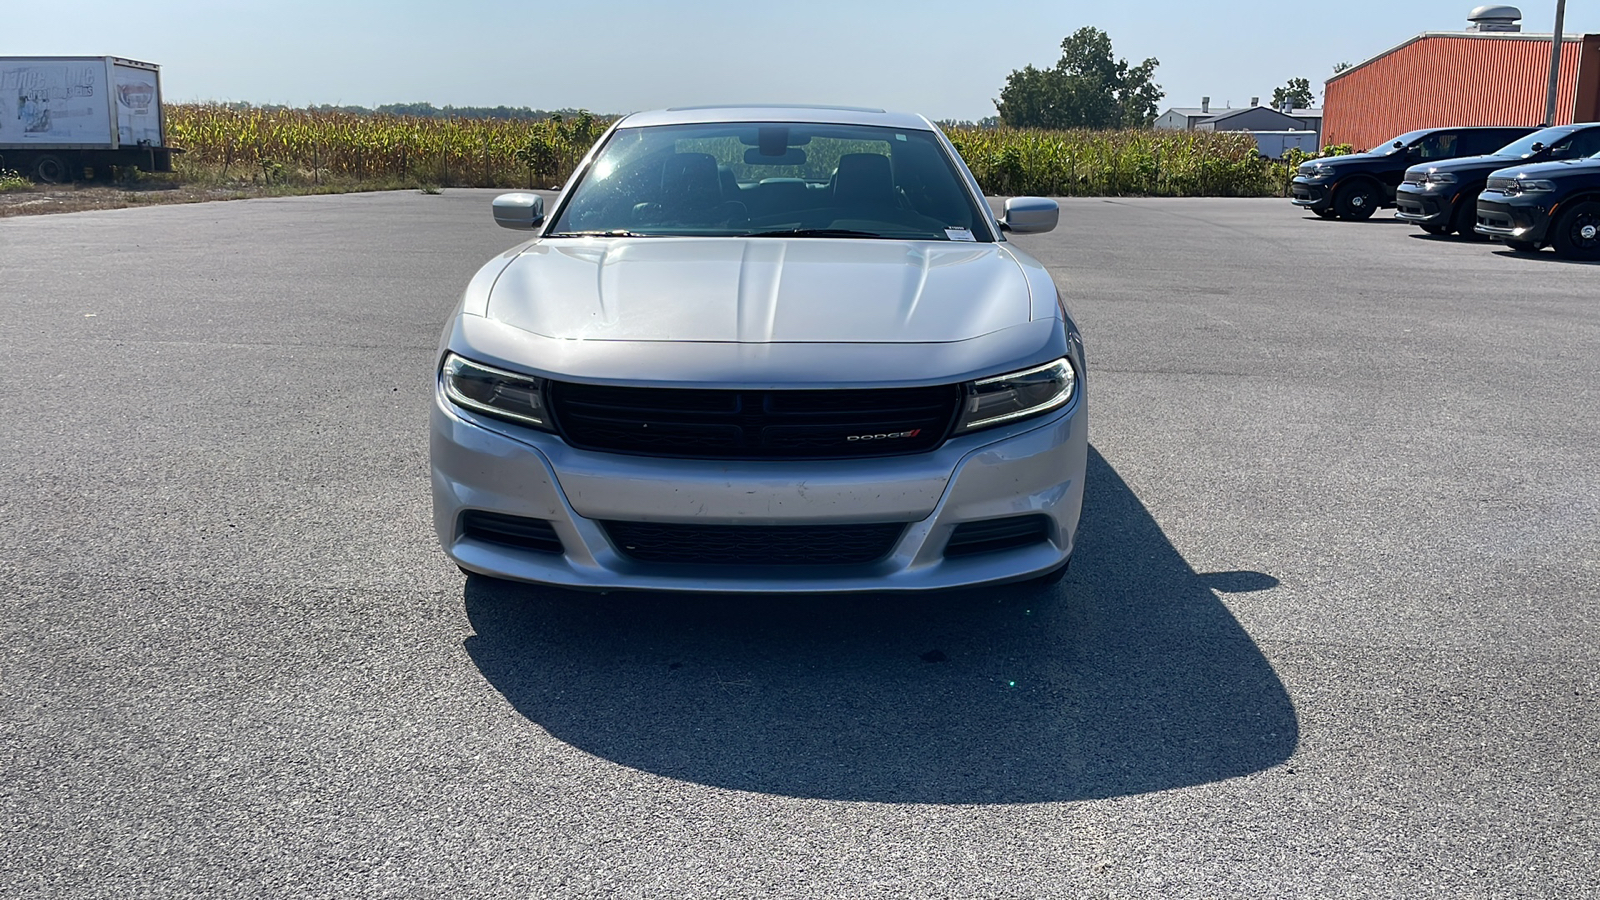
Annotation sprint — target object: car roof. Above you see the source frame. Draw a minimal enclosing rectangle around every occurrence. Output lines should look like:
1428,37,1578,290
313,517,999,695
616,105,937,131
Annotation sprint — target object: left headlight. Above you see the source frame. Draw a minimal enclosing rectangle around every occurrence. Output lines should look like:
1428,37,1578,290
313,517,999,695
1311,164,1339,179
954,358,1077,434
440,352,553,431
1424,172,1458,186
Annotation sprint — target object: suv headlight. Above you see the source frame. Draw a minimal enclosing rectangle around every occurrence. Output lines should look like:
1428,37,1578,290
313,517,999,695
1506,178,1557,195
440,352,552,430
1310,164,1338,179
954,358,1077,433
1424,172,1458,186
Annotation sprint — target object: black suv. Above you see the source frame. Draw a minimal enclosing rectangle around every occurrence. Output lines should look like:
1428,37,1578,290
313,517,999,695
1395,124,1600,236
1475,154,1600,260
1291,126,1536,221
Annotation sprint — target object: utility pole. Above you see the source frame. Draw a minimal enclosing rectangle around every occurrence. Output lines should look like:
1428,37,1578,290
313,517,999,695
1544,0,1568,126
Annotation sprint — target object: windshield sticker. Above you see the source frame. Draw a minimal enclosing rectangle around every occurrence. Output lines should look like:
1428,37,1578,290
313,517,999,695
945,228,976,242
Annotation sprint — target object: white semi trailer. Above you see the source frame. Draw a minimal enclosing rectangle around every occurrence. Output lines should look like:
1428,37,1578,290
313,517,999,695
0,56,177,182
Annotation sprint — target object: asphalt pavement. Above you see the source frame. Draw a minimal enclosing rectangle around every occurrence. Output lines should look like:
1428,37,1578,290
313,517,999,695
1,192,1596,898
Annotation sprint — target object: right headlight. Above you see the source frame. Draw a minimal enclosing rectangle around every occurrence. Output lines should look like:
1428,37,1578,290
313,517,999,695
1509,178,1557,195
954,358,1077,434
439,352,553,431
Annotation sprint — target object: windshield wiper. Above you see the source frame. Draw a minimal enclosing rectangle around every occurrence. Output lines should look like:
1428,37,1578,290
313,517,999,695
544,229,653,238
745,228,891,239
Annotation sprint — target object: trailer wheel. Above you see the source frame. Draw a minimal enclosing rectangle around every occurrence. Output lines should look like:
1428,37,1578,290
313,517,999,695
32,155,69,184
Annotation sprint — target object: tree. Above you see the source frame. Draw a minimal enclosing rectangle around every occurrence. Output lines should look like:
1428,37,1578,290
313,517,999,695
994,28,1163,129
1332,61,1353,75
1271,77,1314,110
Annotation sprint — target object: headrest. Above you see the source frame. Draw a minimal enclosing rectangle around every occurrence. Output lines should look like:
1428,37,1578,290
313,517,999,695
661,152,722,203
833,153,895,204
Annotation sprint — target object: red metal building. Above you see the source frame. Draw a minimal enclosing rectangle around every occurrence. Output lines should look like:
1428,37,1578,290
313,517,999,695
1324,31,1600,151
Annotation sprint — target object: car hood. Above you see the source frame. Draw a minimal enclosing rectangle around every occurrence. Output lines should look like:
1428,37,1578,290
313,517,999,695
1299,152,1384,173
485,237,1032,344
1407,153,1526,177
1487,157,1600,180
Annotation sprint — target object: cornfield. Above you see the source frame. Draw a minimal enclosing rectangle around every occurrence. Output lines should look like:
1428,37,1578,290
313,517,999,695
945,126,1290,197
163,104,1301,197
165,103,605,188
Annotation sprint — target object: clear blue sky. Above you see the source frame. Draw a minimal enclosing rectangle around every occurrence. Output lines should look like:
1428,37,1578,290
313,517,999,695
4,1,1596,119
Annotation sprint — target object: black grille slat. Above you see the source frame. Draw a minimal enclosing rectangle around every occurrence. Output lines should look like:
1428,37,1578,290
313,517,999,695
550,382,961,459
603,521,905,566
462,511,564,554
944,515,1051,558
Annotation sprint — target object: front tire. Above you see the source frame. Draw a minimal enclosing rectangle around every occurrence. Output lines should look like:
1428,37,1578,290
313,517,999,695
1549,201,1600,261
1452,195,1485,240
32,154,68,184
1334,181,1379,221
1313,208,1337,220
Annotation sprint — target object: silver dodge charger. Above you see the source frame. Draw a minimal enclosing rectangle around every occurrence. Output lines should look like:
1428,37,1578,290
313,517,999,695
431,105,1086,592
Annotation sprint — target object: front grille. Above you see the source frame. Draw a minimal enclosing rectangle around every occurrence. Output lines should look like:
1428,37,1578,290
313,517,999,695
602,521,905,565
1485,175,1517,191
944,515,1051,558
548,382,961,459
461,511,563,554
1478,213,1513,229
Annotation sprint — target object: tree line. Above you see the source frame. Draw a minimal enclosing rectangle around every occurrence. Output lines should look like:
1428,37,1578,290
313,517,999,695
994,27,1323,129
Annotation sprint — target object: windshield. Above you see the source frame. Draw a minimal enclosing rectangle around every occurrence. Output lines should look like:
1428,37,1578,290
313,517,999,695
1492,128,1568,158
1375,130,1431,155
548,122,991,241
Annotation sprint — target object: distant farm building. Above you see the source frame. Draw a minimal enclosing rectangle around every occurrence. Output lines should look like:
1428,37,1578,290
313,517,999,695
1154,98,1322,158
1324,6,1600,151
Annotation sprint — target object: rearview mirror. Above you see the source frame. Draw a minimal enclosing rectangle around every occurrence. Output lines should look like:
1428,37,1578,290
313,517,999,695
492,193,545,231
999,196,1059,234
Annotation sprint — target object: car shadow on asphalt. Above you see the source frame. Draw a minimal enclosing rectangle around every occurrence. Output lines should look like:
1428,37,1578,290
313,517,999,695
1488,249,1600,265
461,446,1298,803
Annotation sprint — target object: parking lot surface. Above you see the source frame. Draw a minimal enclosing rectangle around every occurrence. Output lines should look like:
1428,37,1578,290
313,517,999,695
2,194,1596,898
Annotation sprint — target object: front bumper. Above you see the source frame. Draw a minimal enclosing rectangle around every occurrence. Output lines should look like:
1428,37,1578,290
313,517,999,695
431,391,1087,593
1289,176,1333,210
1475,193,1553,243
1393,184,1453,224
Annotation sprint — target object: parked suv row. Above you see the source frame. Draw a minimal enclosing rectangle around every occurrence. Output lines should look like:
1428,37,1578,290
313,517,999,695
1292,124,1600,261
1290,126,1535,220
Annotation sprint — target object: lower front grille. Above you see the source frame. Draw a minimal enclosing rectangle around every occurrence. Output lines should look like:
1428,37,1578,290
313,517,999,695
944,515,1051,558
462,511,564,554
602,521,905,566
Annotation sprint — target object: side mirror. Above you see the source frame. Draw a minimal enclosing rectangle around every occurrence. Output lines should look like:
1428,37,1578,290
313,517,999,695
1531,141,1545,153
1393,141,1404,149
998,196,1059,234
492,193,545,231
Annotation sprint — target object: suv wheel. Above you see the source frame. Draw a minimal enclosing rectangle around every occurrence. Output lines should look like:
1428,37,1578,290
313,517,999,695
1550,201,1600,261
1334,181,1379,221
1452,195,1484,240
1313,208,1337,219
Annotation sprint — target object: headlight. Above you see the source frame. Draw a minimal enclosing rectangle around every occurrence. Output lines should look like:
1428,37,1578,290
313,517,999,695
1311,165,1338,179
440,352,552,430
1507,178,1557,195
954,358,1077,433
1424,172,1458,186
